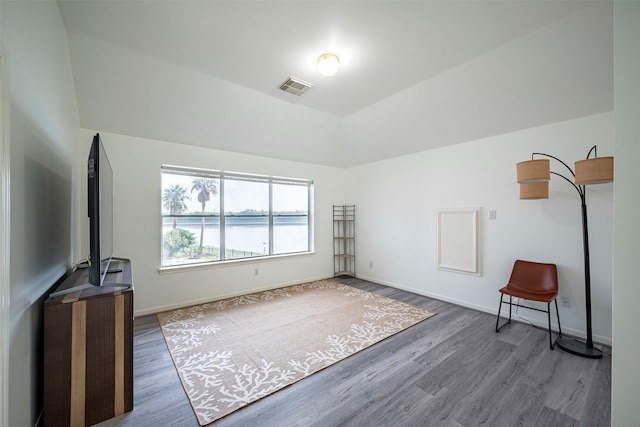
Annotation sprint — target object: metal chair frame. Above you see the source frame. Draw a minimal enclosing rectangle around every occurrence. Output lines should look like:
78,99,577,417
496,295,562,350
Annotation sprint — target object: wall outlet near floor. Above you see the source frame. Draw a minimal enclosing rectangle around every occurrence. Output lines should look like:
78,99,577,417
561,296,570,308
369,261,373,268
253,268,259,276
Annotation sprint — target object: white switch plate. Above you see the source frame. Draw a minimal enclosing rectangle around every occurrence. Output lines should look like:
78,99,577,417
489,210,497,220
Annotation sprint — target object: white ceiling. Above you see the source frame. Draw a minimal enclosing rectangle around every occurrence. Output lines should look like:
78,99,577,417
57,1,613,168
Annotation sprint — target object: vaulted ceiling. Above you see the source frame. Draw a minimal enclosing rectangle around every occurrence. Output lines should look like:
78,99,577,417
57,1,613,167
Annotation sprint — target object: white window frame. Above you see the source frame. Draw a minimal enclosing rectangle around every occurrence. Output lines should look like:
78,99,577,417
160,165,313,269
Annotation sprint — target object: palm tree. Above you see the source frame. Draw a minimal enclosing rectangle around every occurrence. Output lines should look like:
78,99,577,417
162,184,190,228
191,178,218,253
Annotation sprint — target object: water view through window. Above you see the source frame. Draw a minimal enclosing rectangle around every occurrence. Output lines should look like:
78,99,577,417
161,167,312,267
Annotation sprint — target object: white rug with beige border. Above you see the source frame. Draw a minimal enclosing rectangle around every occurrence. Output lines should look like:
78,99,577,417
157,279,436,425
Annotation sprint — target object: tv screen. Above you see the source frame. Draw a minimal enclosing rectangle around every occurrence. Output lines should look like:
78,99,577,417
88,133,114,286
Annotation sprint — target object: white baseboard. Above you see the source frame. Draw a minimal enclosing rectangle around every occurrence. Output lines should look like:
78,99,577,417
137,273,611,347
356,274,612,347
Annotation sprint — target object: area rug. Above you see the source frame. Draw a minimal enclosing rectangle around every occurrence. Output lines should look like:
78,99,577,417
157,279,436,425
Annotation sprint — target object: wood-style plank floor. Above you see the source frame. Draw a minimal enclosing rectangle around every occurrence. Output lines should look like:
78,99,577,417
96,277,611,427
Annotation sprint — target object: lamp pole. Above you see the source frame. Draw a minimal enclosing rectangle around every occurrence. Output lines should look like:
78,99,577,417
531,150,602,359
559,190,602,357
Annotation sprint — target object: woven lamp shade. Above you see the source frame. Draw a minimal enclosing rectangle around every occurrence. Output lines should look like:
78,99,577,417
517,159,550,183
574,157,614,185
520,182,549,199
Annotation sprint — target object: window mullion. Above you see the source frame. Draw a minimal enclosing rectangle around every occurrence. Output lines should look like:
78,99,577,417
220,178,226,261
269,180,274,255
307,185,312,252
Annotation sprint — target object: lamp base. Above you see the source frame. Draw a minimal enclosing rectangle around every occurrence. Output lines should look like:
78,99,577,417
556,336,603,359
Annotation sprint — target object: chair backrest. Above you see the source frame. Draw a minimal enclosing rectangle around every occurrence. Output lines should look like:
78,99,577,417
509,259,558,293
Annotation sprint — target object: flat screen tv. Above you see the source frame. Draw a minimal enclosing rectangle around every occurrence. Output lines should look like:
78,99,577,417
87,132,114,286
49,134,119,297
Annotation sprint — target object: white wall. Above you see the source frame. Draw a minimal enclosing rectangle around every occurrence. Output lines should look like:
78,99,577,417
342,3,612,167
1,1,80,426
612,1,640,424
77,130,346,315
346,112,614,343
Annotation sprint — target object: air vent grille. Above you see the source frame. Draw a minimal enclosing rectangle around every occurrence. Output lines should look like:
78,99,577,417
279,76,313,96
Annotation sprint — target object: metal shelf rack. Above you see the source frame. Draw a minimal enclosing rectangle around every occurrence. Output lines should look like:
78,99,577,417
333,205,355,277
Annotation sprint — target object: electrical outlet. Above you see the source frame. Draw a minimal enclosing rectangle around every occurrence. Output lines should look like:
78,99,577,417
253,268,259,276
561,296,570,308
369,261,373,268
489,210,497,220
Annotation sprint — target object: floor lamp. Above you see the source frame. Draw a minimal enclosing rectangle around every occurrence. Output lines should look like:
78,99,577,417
516,146,613,359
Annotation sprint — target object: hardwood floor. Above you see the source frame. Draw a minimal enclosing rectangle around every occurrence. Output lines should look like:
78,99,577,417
96,277,611,427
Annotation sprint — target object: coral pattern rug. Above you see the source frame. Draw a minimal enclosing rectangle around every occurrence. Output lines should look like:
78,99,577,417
157,279,436,425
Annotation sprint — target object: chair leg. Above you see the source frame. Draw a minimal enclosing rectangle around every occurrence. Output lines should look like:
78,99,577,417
508,295,512,323
495,295,503,332
555,298,562,336
496,294,512,333
547,302,554,350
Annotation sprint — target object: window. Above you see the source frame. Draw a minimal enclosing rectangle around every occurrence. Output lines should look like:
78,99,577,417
161,166,312,268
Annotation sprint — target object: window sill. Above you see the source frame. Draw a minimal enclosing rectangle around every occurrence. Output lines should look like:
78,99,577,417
158,251,315,275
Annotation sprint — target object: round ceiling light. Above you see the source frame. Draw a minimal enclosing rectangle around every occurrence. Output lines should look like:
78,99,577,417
317,53,340,77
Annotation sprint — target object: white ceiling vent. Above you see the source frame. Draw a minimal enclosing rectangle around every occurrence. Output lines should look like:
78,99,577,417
279,76,313,96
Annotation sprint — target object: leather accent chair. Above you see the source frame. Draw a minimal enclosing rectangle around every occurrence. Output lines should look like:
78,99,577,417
495,260,562,349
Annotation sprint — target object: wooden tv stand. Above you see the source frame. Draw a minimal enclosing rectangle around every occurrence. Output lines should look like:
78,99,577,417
44,258,134,427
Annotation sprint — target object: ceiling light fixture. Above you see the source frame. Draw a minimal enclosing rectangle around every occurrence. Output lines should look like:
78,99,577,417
317,53,340,77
